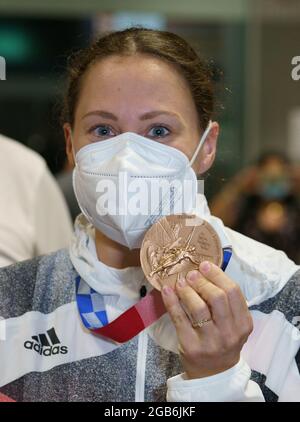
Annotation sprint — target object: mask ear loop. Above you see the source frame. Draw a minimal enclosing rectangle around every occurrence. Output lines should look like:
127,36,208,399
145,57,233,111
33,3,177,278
70,131,78,166
188,120,212,168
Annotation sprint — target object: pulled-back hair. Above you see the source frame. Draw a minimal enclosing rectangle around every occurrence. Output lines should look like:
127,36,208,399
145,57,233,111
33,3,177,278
61,27,215,130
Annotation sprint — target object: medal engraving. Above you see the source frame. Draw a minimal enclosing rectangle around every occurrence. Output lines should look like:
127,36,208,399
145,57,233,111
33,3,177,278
140,214,223,290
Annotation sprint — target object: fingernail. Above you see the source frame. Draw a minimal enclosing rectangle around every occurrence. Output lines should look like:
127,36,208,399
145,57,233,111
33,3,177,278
177,278,186,288
162,285,172,296
186,270,199,282
200,261,211,274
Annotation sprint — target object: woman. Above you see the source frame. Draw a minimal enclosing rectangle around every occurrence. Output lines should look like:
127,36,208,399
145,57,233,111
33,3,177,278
0,27,299,402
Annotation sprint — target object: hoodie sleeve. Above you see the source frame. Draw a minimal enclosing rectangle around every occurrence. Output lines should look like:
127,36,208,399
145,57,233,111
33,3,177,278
277,356,300,401
247,269,300,402
166,357,265,402
167,270,300,402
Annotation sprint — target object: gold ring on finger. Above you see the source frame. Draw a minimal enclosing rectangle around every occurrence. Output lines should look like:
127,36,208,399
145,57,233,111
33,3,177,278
191,318,212,328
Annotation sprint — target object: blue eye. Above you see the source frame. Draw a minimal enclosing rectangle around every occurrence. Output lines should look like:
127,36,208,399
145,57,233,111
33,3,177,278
90,125,115,139
148,126,170,138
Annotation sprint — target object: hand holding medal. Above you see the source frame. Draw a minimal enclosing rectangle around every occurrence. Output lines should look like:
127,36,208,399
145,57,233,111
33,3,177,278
140,214,253,379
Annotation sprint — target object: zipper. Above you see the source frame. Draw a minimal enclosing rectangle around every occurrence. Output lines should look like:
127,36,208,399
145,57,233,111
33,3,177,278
135,329,148,402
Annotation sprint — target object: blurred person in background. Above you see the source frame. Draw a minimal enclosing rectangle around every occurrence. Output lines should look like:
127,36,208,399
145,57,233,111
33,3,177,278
0,28,299,402
0,134,73,267
210,152,300,262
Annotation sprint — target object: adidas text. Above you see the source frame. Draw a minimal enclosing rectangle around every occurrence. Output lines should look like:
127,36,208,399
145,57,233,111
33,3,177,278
24,341,68,356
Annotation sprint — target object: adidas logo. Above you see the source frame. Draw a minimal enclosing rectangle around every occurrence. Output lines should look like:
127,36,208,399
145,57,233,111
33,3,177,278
24,327,68,356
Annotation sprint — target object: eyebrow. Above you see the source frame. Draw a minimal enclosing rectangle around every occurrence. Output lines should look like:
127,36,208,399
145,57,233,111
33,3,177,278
81,110,181,121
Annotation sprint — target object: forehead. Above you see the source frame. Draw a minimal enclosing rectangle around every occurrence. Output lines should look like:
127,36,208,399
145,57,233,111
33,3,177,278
75,54,196,116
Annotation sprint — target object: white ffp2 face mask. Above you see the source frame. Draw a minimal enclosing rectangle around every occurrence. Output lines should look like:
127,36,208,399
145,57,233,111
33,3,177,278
72,122,212,249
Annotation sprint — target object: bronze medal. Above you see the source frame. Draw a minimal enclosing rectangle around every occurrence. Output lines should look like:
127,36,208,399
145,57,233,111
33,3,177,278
140,214,223,290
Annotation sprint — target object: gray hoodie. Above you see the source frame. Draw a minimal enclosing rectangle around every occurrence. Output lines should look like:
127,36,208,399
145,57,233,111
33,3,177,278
0,249,299,402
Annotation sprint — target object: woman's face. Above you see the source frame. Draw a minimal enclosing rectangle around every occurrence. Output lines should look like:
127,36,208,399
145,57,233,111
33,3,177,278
64,54,219,174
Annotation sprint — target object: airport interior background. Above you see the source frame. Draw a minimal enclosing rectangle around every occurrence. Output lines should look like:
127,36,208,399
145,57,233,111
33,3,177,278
0,0,300,260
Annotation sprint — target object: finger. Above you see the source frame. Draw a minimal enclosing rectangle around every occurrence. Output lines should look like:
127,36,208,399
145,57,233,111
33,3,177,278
198,261,249,319
175,277,213,334
198,263,252,338
186,270,233,329
161,285,198,344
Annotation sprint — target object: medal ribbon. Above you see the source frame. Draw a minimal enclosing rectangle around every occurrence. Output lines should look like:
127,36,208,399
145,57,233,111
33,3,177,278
76,248,232,343
0,392,15,402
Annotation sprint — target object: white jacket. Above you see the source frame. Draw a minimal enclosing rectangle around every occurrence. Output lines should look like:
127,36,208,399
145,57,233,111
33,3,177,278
0,134,73,266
